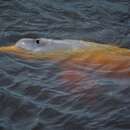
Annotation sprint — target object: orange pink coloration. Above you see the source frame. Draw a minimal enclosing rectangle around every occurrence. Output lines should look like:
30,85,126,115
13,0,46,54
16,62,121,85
0,41,130,78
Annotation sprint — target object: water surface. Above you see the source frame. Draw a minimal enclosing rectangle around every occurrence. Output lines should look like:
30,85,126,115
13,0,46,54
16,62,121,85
0,0,130,130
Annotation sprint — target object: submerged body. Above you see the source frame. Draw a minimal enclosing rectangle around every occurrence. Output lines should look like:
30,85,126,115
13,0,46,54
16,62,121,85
0,38,130,77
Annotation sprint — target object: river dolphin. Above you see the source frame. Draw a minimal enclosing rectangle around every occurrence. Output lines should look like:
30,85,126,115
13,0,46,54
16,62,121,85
0,38,130,77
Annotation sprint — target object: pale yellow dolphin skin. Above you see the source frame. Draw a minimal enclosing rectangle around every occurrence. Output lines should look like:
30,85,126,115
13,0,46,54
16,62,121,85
0,38,130,77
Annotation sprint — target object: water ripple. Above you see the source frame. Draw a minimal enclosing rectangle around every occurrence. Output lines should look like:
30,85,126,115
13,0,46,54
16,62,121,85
0,0,130,130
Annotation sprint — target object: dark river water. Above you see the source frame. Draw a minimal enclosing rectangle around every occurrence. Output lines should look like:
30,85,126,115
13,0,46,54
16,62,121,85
0,0,130,130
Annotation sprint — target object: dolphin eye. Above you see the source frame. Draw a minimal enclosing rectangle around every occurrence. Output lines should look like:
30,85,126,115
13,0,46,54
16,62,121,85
36,39,40,44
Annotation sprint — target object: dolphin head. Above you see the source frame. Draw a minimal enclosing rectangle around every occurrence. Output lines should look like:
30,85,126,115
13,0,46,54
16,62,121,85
15,38,91,54
15,38,50,52
0,38,91,59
